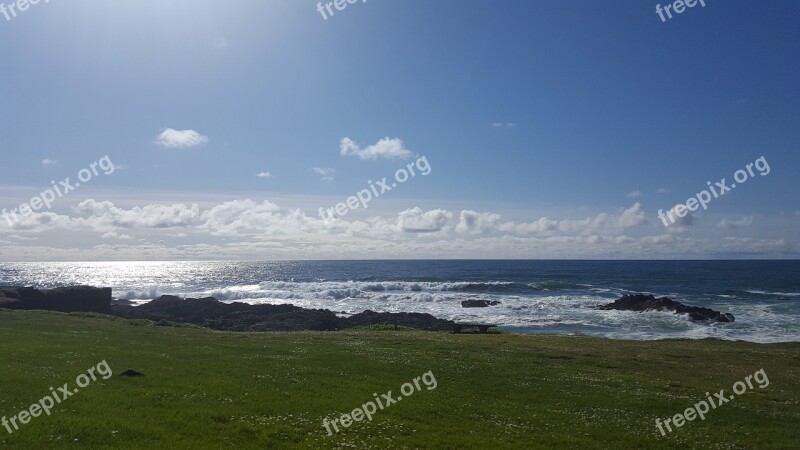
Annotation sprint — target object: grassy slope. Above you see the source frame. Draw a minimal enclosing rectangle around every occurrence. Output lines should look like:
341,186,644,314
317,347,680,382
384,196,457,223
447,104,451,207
0,310,799,449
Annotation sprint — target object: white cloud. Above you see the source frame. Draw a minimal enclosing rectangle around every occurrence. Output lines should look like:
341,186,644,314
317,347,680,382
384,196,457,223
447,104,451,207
626,190,643,198
340,137,413,160
515,217,559,234
7,234,37,241
72,199,201,229
656,188,670,194
1,199,796,260
398,208,451,233
101,231,133,240
491,122,516,128
155,129,209,149
199,199,288,236
716,217,754,230
41,159,57,166
313,167,335,182
660,204,696,232
617,203,647,227
456,210,503,234
256,172,272,178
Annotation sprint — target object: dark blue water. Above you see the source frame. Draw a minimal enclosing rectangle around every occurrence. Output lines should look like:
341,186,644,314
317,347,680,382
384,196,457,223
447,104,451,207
1,260,798,342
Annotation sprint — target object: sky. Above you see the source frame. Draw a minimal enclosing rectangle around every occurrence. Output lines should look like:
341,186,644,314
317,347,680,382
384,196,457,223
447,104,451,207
0,0,798,261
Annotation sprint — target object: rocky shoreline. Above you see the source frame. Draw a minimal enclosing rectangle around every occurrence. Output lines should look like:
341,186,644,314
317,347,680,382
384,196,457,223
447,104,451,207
1,286,454,332
1,286,737,332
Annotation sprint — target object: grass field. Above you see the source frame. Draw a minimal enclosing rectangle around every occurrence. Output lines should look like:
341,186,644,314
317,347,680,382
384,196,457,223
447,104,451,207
1,309,799,449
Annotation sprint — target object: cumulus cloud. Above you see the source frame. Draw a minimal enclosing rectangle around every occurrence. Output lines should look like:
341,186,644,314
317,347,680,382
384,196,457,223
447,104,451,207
101,231,132,240
456,210,503,234
660,204,696,232
155,129,209,149
617,203,647,227
41,159,57,166
73,199,201,229
340,137,413,160
716,217,754,230
398,208,451,233
256,172,272,178
199,199,286,236
1,199,794,260
515,217,559,234
313,167,335,182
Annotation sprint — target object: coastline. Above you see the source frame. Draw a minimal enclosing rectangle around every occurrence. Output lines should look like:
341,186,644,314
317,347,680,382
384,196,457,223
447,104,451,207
3,260,798,343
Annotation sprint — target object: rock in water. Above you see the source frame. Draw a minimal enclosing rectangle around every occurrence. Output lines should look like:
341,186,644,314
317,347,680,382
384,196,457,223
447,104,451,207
598,294,735,322
461,300,502,308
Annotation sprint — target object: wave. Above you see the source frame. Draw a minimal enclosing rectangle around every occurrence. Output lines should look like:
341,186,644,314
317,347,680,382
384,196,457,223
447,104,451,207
745,290,800,298
101,283,800,343
117,287,163,300
528,281,580,291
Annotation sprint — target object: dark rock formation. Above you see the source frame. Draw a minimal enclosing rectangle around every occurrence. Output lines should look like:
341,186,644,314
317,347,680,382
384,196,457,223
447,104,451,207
599,294,735,322
1,287,456,332
343,310,454,331
111,295,341,332
120,370,144,377
0,286,111,313
111,295,456,332
461,300,502,308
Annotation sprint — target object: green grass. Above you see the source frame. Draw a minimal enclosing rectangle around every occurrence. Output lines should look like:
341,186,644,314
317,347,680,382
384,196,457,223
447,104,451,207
1,309,799,449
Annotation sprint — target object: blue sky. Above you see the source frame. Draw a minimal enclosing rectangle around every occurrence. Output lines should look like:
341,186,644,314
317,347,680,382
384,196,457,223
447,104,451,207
1,0,798,260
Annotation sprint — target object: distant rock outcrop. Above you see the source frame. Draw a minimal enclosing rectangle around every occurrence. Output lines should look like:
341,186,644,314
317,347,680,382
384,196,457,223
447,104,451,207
461,300,502,308
0,286,111,313
598,294,735,322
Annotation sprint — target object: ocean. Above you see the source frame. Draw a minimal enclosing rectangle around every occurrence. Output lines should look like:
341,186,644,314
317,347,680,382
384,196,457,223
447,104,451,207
1,260,798,343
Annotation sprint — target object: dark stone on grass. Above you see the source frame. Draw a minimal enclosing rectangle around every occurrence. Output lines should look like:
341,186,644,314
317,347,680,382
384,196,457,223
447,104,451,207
461,300,502,308
598,294,735,322
120,370,144,377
